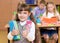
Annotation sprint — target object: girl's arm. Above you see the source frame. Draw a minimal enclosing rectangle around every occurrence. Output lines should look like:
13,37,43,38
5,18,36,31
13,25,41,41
31,7,37,16
5,24,13,40
26,22,35,41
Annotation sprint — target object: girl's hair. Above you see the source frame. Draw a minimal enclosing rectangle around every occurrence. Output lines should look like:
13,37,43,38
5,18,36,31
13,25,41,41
17,3,30,13
46,2,57,16
39,0,46,5
15,3,36,24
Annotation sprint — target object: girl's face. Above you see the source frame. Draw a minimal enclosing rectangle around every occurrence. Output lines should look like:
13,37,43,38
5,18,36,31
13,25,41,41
18,11,29,22
47,4,55,12
39,3,45,10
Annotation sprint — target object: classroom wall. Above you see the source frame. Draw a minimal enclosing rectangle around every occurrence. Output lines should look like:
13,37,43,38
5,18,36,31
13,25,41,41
0,0,20,30
0,0,12,30
45,0,60,5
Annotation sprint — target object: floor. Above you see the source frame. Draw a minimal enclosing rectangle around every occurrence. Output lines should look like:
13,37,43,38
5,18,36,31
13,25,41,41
0,30,8,43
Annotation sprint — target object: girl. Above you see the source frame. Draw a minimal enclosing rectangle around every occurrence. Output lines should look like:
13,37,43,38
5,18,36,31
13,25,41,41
6,3,36,43
41,2,60,43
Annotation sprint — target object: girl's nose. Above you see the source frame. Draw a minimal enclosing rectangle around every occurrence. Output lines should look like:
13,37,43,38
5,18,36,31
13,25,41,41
21,14,24,16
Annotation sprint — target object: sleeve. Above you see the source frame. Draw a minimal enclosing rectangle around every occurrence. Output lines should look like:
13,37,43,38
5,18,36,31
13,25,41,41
31,7,37,16
26,22,35,41
42,12,46,17
41,12,46,21
7,31,13,40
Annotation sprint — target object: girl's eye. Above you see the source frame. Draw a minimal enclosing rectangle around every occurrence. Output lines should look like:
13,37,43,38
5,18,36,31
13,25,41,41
23,12,27,14
18,12,27,14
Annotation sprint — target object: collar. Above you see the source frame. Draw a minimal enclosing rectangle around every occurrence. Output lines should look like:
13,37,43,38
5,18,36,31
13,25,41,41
20,20,26,26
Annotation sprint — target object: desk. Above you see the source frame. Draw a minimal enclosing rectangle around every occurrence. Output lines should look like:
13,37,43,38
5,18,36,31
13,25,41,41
37,24,60,43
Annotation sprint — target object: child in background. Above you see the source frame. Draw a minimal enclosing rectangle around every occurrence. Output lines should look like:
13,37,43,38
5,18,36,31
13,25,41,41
31,0,46,22
31,1,46,43
6,3,36,43
41,2,60,43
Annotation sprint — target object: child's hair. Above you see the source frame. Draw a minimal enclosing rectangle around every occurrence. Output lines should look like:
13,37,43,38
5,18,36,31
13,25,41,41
46,2,57,16
15,3,36,24
17,3,30,13
39,0,46,5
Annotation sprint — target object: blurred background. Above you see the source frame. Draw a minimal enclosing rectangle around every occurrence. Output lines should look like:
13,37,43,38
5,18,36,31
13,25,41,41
0,0,60,43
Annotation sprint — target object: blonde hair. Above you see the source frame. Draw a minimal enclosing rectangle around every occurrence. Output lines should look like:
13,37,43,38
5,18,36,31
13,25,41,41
46,2,57,16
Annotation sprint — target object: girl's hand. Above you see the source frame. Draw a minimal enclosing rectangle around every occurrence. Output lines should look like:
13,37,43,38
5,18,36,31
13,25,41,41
22,30,28,38
5,24,9,28
11,30,19,36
